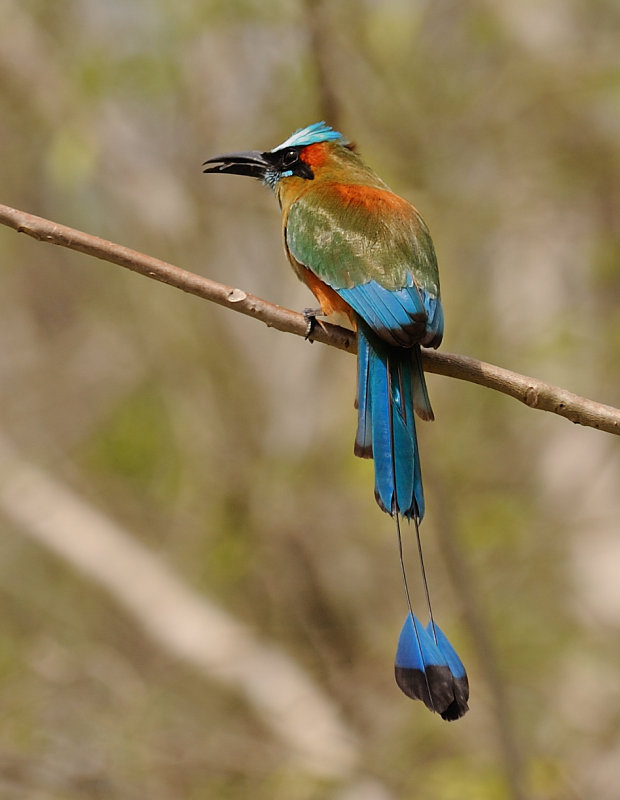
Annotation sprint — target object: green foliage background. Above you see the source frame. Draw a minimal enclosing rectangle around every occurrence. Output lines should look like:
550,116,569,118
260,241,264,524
1,1,620,798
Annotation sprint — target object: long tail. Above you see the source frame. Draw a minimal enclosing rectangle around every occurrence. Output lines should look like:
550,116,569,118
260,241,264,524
355,320,469,720
354,321,424,518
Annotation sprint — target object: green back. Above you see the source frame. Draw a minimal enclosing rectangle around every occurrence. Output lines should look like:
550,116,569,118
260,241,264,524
285,148,440,298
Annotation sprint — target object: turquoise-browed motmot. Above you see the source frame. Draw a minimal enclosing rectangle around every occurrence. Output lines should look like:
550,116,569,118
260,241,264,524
204,122,468,720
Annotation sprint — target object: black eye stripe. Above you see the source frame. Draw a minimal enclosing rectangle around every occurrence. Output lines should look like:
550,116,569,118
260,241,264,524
262,147,313,181
281,148,299,167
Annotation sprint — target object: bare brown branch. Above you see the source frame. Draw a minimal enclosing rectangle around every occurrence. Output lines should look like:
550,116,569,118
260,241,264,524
1,202,619,436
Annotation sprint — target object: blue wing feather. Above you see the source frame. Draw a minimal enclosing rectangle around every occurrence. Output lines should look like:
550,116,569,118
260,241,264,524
341,285,393,337
421,294,444,347
338,280,435,348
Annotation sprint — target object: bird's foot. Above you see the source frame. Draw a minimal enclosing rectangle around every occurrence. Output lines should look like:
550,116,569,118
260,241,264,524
302,307,324,341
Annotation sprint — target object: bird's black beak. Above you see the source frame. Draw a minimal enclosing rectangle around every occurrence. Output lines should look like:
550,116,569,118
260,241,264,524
202,150,271,179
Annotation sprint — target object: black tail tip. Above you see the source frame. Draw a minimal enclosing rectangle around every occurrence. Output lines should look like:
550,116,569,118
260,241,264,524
395,664,469,721
394,615,469,720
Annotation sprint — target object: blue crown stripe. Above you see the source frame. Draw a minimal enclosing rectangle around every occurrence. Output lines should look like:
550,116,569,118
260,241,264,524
272,121,347,152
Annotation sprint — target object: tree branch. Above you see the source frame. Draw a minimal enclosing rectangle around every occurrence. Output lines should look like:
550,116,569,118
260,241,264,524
1,202,619,436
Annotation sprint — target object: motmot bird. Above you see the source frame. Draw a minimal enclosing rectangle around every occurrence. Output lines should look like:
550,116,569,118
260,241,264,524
204,122,469,720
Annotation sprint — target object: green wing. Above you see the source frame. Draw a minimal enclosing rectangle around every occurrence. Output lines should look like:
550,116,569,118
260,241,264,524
285,182,440,297
286,182,443,348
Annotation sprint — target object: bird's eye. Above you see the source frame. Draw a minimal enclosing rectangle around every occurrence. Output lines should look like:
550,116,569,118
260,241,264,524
281,148,299,168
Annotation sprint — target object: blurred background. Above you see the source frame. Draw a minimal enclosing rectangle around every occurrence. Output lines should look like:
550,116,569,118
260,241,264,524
1,1,620,798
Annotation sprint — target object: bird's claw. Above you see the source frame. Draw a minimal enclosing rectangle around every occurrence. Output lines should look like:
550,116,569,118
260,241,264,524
302,307,323,341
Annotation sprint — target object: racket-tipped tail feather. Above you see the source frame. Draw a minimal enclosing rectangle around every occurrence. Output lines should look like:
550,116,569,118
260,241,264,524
394,614,469,721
